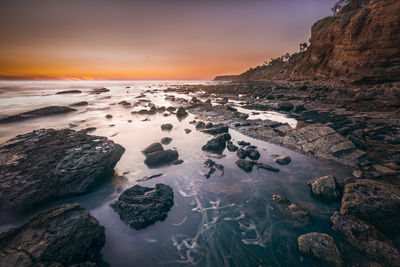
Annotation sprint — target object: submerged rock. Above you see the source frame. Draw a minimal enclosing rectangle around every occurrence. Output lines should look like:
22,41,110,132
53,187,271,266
275,155,291,165
0,106,76,124
308,175,341,201
331,212,400,266
235,159,255,172
111,184,174,229
272,194,311,227
0,203,105,267
144,149,179,166
297,233,343,267
0,128,125,211
256,163,280,172
340,180,400,233
161,137,172,145
202,134,226,153
161,123,173,131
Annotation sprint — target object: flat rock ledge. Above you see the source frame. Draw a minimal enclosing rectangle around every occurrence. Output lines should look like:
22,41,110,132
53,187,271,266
111,183,174,229
297,232,344,267
0,203,105,267
0,128,125,211
0,106,76,124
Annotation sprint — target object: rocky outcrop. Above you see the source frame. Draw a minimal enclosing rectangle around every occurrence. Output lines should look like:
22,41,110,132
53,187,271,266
0,128,125,211
297,232,344,267
331,212,400,266
111,184,174,229
0,203,105,267
340,179,400,233
0,106,76,124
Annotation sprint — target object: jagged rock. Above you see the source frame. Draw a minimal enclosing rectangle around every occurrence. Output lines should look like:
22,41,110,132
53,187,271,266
176,107,188,118
55,89,82,94
235,159,255,172
331,212,400,266
0,129,125,211
256,163,280,172
297,233,343,267
161,137,172,145
144,149,179,166
227,142,238,152
275,155,291,165
142,142,164,155
308,175,341,201
0,203,105,267
111,184,174,229
161,123,173,131
202,135,226,153
69,101,88,107
0,106,76,124
236,148,248,159
340,180,400,233
272,194,311,227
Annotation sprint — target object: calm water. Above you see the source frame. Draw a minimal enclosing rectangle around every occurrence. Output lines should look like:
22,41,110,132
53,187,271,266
0,81,351,266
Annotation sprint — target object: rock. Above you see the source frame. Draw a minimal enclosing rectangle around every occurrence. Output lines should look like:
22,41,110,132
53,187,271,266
161,123,173,131
55,89,82,94
308,175,341,201
201,125,229,135
0,203,105,267
256,163,280,172
205,122,213,128
105,114,113,119
118,100,131,106
340,180,400,233
176,107,188,118
278,102,294,111
184,129,192,134
142,142,164,155
0,129,125,211
90,87,109,94
331,212,400,266
171,159,184,165
227,142,238,152
294,104,306,113
204,167,216,178
248,149,260,160
236,148,248,159
202,135,226,154
272,194,311,227
69,101,88,107
238,141,251,146
161,137,172,145
195,121,206,129
275,155,291,165
144,149,179,166
297,233,343,267
235,159,255,172
0,106,76,124
111,184,174,229
203,159,224,178
219,132,231,141
373,164,398,176
166,106,176,112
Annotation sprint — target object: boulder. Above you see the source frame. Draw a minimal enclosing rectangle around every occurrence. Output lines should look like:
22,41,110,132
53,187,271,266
248,149,260,160
275,155,291,165
161,137,172,145
297,233,343,267
331,212,400,266
202,135,226,153
142,142,164,155
308,175,341,201
0,106,76,124
161,123,173,131
235,159,255,172
144,149,179,166
272,194,311,227
340,180,400,233
111,184,174,229
176,107,188,118
0,129,125,211
227,142,238,152
0,203,105,267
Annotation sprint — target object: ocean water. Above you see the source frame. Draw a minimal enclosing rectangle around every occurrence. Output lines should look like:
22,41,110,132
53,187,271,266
0,81,351,266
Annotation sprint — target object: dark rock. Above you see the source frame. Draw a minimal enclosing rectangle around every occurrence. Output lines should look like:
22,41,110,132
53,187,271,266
201,125,229,135
237,141,251,146
235,159,255,172
105,114,113,119
166,106,176,112
0,106,76,124
195,121,206,129
227,142,238,152
184,129,192,134
111,184,174,229
161,123,173,131
202,135,226,154
219,132,231,141
294,104,306,113
176,107,188,118
204,167,216,178
161,137,172,145
272,195,311,227
118,100,131,106
55,89,82,94
331,212,400,266
248,149,260,160
142,142,164,155
340,180,400,233
203,159,223,177
137,173,163,182
308,175,341,201
144,149,179,166
171,159,184,165
0,203,105,267
297,233,343,267
278,102,294,111
236,148,248,159
70,101,88,107
90,87,109,94
205,122,213,128
0,129,125,211
256,163,280,172
275,155,291,165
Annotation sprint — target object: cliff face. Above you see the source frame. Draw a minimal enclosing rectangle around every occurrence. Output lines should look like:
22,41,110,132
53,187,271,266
225,0,400,83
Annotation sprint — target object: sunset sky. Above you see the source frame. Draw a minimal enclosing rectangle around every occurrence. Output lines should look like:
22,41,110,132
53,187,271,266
0,0,336,80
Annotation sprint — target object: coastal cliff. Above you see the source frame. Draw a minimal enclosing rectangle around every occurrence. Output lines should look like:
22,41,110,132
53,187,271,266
216,0,400,83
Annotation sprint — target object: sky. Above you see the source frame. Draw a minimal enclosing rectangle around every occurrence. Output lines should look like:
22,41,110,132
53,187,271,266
0,0,336,80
